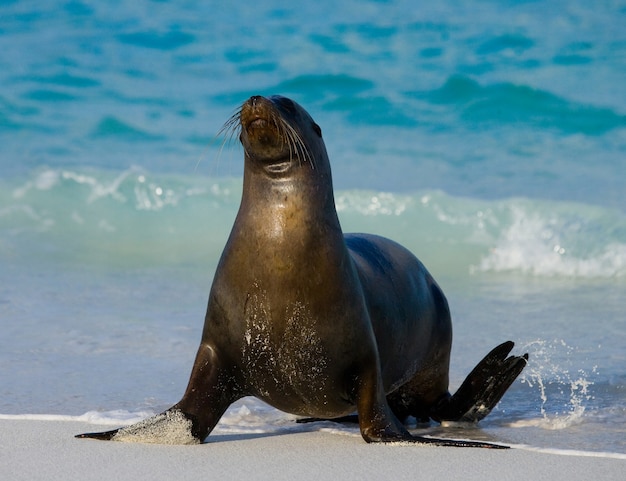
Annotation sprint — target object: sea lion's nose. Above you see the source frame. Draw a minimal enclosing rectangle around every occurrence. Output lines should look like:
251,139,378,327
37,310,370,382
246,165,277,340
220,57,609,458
250,95,263,107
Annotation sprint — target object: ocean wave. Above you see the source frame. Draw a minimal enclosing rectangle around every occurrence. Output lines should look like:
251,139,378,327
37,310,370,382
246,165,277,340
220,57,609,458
476,34,535,56
215,73,626,134
23,89,80,103
28,72,101,89
91,116,165,141
339,190,626,279
0,168,240,266
276,74,374,97
117,30,196,51
473,203,626,278
2,168,625,278
421,75,626,135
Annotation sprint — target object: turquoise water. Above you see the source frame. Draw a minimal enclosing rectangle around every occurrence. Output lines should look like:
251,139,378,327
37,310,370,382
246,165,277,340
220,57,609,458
1,0,625,456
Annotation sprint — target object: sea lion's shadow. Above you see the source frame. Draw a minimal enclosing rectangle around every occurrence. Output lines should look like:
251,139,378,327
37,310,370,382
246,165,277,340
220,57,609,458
206,425,508,446
206,429,340,444
205,432,284,444
206,420,361,444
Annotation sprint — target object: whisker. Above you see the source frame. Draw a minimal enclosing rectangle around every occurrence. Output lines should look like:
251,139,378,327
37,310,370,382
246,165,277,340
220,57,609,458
282,122,297,165
279,117,315,170
273,113,295,165
217,108,242,140
281,120,301,167
199,107,242,174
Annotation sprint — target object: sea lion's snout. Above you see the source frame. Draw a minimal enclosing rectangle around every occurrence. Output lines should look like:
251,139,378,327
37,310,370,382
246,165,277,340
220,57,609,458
238,95,316,172
240,95,283,152
241,95,273,129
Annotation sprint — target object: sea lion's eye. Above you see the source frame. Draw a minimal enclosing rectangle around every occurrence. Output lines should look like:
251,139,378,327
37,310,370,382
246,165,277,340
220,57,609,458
312,122,322,137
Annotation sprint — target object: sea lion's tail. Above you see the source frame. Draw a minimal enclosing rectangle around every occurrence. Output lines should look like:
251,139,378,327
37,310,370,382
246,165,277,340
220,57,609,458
430,341,528,423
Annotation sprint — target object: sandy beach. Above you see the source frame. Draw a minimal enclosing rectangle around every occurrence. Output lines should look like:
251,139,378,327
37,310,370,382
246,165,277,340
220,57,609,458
3,418,624,481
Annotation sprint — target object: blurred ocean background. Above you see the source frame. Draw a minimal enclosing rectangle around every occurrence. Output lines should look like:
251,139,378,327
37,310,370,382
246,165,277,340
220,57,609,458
1,0,625,456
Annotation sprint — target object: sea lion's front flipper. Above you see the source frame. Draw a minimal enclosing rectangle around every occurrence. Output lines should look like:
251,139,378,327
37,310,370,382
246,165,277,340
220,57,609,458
76,343,236,444
75,428,120,441
431,341,528,423
75,409,202,444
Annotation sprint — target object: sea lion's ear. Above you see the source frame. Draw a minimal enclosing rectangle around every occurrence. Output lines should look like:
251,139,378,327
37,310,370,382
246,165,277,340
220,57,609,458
312,122,322,137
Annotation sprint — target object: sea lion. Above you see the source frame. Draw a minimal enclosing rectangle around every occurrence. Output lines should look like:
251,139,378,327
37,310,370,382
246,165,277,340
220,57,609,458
77,95,527,447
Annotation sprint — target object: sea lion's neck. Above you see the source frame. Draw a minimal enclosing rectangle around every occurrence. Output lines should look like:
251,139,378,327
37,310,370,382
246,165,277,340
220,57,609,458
236,156,342,244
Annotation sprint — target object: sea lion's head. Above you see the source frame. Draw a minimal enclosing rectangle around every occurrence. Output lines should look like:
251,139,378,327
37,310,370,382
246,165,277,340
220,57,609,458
223,95,328,178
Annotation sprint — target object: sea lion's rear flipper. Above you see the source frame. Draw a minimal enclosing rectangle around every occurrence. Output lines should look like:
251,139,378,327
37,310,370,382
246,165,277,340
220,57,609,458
431,341,528,423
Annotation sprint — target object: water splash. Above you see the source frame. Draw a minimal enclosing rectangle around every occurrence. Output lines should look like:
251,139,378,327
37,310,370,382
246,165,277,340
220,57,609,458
511,339,596,430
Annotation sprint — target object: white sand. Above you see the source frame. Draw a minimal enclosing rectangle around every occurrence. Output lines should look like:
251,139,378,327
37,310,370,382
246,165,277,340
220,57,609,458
3,419,625,481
